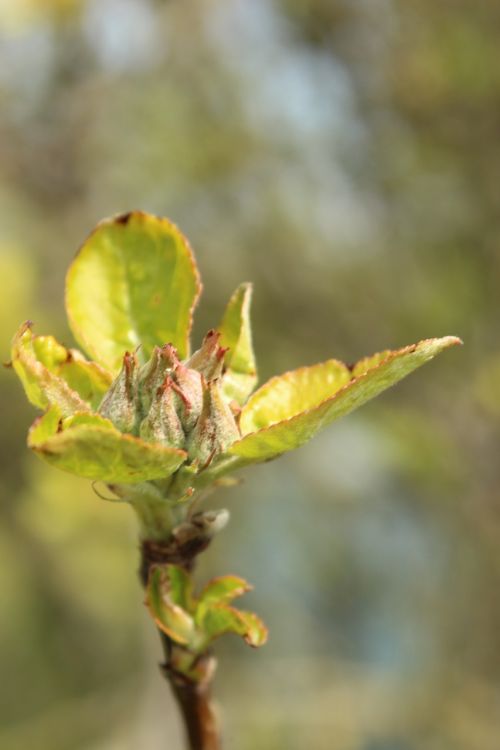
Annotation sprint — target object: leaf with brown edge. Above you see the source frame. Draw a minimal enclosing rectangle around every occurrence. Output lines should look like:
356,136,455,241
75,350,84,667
238,358,352,434
31,333,112,409
236,609,268,647
196,575,252,619
145,566,195,646
28,407,187,483
230,336,462,462
65,211,202,373
218,283,257,405
350,349,392,378
11,322,91,416
198,603,268,648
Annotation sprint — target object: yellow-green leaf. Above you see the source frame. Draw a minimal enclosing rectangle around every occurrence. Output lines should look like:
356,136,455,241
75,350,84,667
31,334,67,369
32,334,112,409
164,564,195,612
28,404,63,444
66,211,202,373
145,566,195,646
218,283,257,405
199,603,268,648
351,350,392,378
196,575,252,620
236,610,268,647
239,359,352,435
28,407,187,483
11,323,91,416
231,337,461,461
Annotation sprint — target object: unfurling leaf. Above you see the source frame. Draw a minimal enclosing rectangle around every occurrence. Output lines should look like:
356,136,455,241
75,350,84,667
196,575,252,612
146,566,195,645
218,283,257,405
11,323,92,415
198,603,268,648
144,565,266,651
65,211,201,373
31,335,112,409
165,564,195,612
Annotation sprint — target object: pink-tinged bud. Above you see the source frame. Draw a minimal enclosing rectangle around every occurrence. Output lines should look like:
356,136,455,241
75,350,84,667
172,363,204,432
98,351,139,433
139,375,185,448
138,344,179,415
187,378,240,467
186,330,228,382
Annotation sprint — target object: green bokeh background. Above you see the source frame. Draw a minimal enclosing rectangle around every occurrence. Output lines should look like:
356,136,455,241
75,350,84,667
1,2,499,748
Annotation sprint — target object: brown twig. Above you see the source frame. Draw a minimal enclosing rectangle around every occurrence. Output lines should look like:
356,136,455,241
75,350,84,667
162,642,220,750
140,535,221,750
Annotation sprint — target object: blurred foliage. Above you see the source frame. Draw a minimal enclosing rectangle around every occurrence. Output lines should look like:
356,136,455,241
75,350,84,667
1,1,499,749
0,0,80,31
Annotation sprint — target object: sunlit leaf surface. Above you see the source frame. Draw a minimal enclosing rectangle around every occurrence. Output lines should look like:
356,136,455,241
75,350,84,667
66,211,201,373
231,337,461,462
199,603,268,648
218,283,258,405
28,407,187,483
11,323,91,415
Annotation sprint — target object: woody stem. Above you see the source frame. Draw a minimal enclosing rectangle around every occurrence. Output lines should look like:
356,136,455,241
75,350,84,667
140,541,221,750
159,632,220,750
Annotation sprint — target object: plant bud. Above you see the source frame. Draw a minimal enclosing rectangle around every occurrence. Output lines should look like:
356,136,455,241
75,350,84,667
186,330,228,382
172,509,230,547
138,344,179,415
139,375,185,449
98,351,139,433
187,378,240,467
172,362,204,432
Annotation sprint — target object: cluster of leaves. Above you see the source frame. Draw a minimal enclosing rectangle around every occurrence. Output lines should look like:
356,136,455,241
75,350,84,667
11,211,460,505
9,210,461,673
146,565,267,660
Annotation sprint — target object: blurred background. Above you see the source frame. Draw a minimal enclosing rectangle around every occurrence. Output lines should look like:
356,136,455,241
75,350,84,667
1,1,499,748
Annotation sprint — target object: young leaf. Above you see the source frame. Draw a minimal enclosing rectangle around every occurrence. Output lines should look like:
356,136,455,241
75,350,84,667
196,575,252,615
65,211,202,373
11,323,91,416
28,407,187,483
350,350,392,378
230,337,461,462
146,566,195,646
218,283,257,405
239,359,351,434
199,603,268,648
165,564,195,613
28,405,62,444
32,334,112,409
30,334,67,369
235,610,268,647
